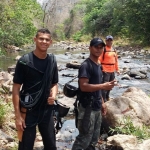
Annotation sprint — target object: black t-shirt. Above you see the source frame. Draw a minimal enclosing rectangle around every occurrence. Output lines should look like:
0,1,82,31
13,52,58,108
78,58,103,111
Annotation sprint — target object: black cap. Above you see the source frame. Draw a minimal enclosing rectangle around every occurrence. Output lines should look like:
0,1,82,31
90,38,105,47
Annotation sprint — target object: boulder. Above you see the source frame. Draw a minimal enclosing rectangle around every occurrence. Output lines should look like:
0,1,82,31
15,55,21,61
66,61,81,69
107,134,138,150
7,65,16,73
103,87,150,133
2,79,13,93
129,69,147,79
121,74,131,80
0,130,14,142
107,134,150,150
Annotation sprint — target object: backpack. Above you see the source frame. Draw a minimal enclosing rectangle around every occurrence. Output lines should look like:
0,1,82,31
19,52,56,111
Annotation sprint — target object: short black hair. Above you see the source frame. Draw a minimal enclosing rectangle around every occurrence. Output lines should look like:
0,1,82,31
36,28,51,37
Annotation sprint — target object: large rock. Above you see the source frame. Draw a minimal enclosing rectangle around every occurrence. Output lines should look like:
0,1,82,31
2,79,13,93
0,72,13,88
66,62,81,69
107,134,150,150
129,69,147,79
103,87,150,133
7,65,16,73
15,55,21,61
0,130,14,142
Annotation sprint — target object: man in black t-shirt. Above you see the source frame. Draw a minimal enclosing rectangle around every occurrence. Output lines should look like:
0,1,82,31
12,28,58,150
72,38,116,150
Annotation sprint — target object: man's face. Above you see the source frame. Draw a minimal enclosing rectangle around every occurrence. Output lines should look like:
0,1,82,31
106,39,113,47
34,32,52,52
90,44,104,58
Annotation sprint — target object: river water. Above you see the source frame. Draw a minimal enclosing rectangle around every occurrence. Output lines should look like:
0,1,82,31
1,46,150,97
1,46,150,149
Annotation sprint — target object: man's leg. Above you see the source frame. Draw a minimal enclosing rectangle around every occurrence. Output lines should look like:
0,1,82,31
102,72,111,102
90,111,102,146
72,106,97,150
38,107,56,150
106,72,115,100
18,126,36,150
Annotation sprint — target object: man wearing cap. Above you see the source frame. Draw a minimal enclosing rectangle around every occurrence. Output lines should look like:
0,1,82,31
99,35,120,102
72,38,116,150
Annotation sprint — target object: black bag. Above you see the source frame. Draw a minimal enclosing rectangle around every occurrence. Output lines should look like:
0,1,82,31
63,58,94,98
53,100,70,133
19,52,55,111
63,83,78,98
63,75,78,98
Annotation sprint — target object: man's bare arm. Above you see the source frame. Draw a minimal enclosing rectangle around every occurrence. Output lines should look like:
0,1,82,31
51,83,58,99
47,83,58,105
79,77,116,92
12,83,26,131
12,83,21,118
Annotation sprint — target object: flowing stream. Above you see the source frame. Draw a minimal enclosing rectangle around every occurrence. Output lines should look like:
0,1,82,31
1,46,150,149
1,46,150,96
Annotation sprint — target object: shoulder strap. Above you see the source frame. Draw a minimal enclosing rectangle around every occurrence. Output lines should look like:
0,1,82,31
102,47,106,60
102,47,117,61
86,58,93,76
48,53,55,65
66,58,94,84
19,52,33,66
23,53,30,63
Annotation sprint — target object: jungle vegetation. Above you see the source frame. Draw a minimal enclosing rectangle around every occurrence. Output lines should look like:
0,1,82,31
0,0,150,53
65,0,150,45
0,0,43,53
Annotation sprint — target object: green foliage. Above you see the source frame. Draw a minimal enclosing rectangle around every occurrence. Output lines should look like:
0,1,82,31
55,24,66,41
77,0,113,36
110,116,150,140
75,0,150,45
120,0,150,45
72,31,82,42
80,34,92,42
9,145,18,150
0,48,4,55
0,104,5,127
0,0,43,51
63,10,75,38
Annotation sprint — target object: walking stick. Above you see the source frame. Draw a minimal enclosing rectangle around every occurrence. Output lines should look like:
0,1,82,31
17,107,26,142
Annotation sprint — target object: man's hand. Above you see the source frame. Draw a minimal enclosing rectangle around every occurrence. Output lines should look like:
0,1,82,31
117,71,120,75
47,92,55,105
101,103,107,115
102,80,117,90
15,114,26,131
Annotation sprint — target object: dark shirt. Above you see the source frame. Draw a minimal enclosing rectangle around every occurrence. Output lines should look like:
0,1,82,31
13,52,58,107
13,52,58,85
78,58,103,111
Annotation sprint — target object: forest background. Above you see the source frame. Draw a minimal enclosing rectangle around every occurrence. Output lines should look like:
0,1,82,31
0,0,150,55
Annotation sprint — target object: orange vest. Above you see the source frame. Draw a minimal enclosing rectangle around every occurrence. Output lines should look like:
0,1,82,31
99,46,119,73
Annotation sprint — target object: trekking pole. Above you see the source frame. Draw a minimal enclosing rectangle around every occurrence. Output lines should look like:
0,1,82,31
17,107,27,142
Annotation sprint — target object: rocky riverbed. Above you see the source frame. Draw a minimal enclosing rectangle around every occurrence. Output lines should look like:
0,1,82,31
0,43,150,150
